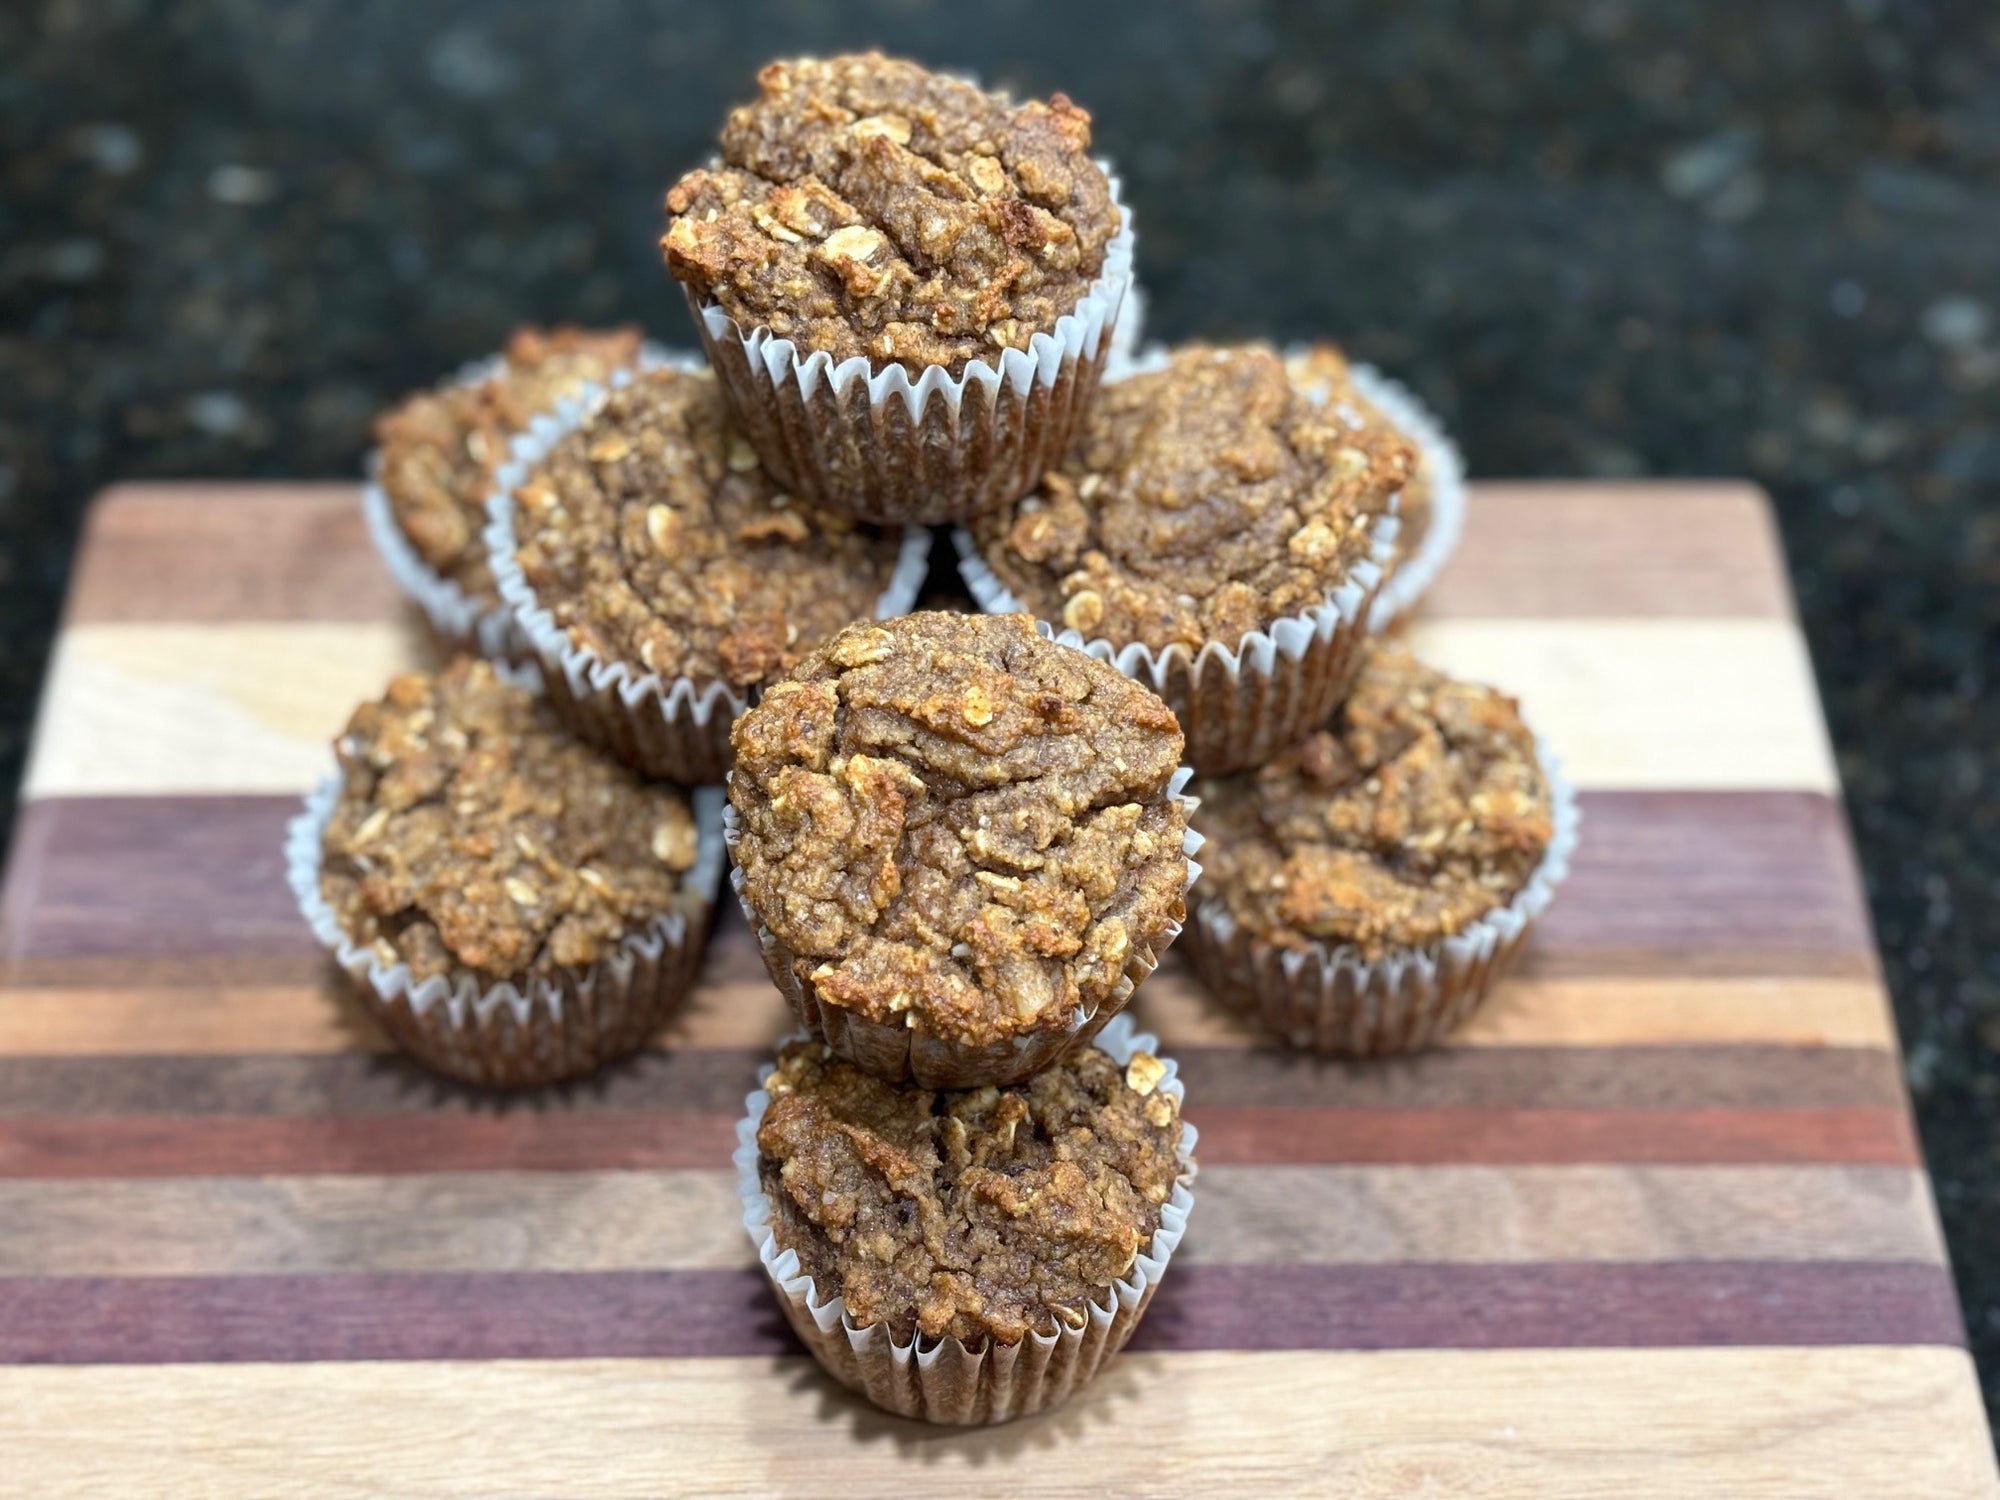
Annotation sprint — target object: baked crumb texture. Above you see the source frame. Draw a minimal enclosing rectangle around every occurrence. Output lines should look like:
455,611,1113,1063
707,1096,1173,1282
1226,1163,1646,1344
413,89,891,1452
1283,344,1467,628
372,325,646,607
729,612,1191,1087
741,1015,1195,1424
957,344,1410,775
664,53,1120,373
302,659,715,1086
665,54,1134,523
970,343,1413,653
758,1039,1182,1344
1183,643,1571,1056
489,362,924,784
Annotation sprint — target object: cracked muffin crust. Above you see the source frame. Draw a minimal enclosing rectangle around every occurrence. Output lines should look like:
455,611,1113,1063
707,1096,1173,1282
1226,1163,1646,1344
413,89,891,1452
757,1036,1184,1345
508,365,905,691
967,343,1415,653
663,52,1120,373
729,611,1189,1047
1284,343,1436,587
374,325,646,602
317,658,701,983
1192,643,1553,959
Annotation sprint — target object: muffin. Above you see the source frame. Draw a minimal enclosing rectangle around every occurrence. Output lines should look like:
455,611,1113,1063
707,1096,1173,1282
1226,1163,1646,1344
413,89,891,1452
284,658,724,1087
737,1013,1196,1424
485,360,930,784
364,325,648,660
1182,642,1578,1055
1283,344,1467,629
662,52,1135,524
726,611,1197,1088
959,343,1414,773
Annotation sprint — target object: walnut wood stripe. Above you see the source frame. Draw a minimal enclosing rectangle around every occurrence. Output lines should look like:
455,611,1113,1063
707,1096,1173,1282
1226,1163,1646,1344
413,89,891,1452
5,1349,1989,1500
0,1165,1940,1278
0,971,1898,1056
0,1041,1899,1120
0,1106,1918,1179
1188,1106,1919,1168
0,1261,1962,1366
21,615,1837,798
63,481,1791,627
0,791,1877,975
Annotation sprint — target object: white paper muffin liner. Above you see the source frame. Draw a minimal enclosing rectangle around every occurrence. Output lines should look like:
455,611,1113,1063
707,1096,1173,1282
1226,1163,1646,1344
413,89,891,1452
286,761,726,1089
1181,740,1579,1056
954,523,1397,778
1284,350,1467,630
736,1011,1198,1425
725,766,1204,1090
361,342,676,665
683,166,1135,526
483,356,933,785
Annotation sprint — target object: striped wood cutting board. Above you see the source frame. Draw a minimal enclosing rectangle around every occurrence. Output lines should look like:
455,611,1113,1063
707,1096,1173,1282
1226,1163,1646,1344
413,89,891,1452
0,481,1994,1497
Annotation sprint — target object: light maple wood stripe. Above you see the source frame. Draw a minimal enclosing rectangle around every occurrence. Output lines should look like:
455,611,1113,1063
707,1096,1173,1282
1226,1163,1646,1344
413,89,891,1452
1403,617,1837,793
0,1349,1990,1499
1425,481,1793,621
1133,968,1897,1050
62,480,1793,626
20,616,1836,798
22,622,427,798
0,1164,1941,1278
0,971,1897,1055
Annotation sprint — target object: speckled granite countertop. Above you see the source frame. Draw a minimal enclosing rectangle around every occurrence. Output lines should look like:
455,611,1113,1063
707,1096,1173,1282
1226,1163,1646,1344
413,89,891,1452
2,0,1996,1417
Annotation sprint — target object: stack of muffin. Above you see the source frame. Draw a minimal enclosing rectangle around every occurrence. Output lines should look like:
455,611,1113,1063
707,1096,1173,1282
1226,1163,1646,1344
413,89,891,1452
288,52,1575,1427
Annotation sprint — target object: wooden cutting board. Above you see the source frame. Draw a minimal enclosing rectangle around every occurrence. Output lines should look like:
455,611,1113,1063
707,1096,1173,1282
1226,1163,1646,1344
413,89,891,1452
1,481,1993,1498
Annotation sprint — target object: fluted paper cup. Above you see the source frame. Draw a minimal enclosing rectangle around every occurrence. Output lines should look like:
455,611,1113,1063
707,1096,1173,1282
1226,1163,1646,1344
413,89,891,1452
1182,742,1579,1056
725,768,1202,1090
736,1011,1197,1425
484,356,932,785
685,167,1135,526
286,775,725,1089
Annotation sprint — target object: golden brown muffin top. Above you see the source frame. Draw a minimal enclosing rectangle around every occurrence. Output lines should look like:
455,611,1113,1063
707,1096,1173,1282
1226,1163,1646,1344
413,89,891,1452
968,344,1415,652
662,53,1120,373
1284,343,1437,577
374,325,645,601
758,1037,1183,1344
1194,643,1553,957
317,659,699,982
729,612,1189,1046
509,366,904,690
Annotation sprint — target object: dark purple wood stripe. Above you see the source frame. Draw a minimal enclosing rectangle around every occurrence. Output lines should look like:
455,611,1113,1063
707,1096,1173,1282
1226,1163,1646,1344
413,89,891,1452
2,792,1875,975
0,1044,1900,1120
0,1261,1961,1365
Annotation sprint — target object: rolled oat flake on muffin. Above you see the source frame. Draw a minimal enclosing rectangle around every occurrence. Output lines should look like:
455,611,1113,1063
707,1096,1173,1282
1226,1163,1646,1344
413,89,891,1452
727,611,1193,1087
663,52,1121,373
302,658,716,1086
758,1038,1183,1345
370,324,645,647
660,52,1135,525
1185,641,1573,1055
963,342,1414,772
494,362,922,781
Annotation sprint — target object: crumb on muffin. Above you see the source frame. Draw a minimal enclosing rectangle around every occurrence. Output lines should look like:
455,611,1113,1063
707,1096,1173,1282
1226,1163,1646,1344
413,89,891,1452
968,343,1414,652
663,53,1120,373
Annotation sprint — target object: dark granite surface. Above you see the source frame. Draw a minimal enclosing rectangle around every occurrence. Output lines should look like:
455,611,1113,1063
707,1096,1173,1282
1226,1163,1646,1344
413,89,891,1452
3,0,1997,1417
